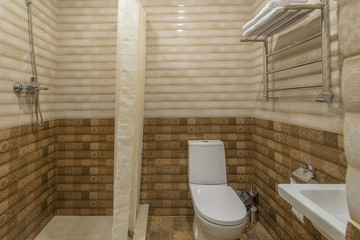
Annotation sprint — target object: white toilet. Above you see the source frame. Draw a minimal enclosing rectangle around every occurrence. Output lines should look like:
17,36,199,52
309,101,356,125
187,140,247,240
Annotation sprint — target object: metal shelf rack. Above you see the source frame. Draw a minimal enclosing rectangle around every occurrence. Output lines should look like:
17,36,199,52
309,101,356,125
241,0,333,102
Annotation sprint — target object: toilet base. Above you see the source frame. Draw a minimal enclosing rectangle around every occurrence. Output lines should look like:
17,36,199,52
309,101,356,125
192,210,245,240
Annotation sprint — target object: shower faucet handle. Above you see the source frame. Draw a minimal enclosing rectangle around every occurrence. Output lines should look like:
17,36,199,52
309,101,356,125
13,83,23,93
13,82,49,93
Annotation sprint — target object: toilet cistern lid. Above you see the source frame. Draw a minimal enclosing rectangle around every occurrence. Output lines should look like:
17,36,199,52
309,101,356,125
190,184,247,226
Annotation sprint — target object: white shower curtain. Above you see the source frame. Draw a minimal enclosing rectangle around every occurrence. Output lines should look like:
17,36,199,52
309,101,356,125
112,0,146,239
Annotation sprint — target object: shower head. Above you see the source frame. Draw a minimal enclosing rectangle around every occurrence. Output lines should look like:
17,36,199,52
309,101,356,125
25,0,32,6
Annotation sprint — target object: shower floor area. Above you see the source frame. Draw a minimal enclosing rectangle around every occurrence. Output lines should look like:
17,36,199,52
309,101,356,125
35,216,113,240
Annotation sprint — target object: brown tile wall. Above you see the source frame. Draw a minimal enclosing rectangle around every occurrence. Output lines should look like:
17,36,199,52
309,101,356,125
141,117,347,240
253,118,346,240
140,117,254,216
55,119,114,216
346,221,360,240
0,116,346,239
0,120,56,240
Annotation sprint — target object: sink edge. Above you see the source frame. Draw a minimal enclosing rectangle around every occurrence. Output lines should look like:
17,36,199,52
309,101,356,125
278,184,348,240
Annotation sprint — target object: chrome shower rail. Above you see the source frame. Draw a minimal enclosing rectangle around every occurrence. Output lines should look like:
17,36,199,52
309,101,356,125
240,0,333,103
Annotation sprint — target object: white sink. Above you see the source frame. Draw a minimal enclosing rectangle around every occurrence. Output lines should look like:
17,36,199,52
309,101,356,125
278,184,350,240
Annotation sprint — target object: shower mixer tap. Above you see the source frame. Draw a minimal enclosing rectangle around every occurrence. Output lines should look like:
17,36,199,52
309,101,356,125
13,77,49,93
25,0,32,6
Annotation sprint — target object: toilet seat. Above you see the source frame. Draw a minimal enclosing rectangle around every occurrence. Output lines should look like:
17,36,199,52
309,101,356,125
189,184,247,226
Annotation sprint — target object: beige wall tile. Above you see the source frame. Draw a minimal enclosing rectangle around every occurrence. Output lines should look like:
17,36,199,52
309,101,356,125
339,0,360,58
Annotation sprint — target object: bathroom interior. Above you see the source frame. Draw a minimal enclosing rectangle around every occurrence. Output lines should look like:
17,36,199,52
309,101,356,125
0,0,359,239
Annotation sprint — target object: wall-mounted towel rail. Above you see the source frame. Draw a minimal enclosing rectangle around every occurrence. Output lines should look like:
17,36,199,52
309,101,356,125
240,0,333,103
266,33,321,57
242,5,322,41
267,59,322,74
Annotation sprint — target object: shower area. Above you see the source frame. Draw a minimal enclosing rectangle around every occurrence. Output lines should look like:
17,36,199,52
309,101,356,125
0,0,146,239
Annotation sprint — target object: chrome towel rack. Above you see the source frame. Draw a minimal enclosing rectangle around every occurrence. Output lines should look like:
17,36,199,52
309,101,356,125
240,0,333,103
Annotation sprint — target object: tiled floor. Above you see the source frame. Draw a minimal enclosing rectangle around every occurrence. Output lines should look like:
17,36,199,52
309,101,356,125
35,215,272,240
35,216,113,240
146,216,273,240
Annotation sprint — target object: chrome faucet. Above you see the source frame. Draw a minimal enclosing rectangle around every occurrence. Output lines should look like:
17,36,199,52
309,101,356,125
13,77,49,93
307,164,316,179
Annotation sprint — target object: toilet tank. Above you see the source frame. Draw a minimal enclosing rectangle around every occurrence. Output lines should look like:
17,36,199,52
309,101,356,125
187,140,227,185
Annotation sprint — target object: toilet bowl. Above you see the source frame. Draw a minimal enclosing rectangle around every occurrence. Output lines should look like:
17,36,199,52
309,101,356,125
190,184,247,240
187,140,247,240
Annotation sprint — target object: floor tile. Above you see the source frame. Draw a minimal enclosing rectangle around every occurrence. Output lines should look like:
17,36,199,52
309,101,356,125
68,216,111,240
146,216,273,240
101,217,113,240
173,231,195,240
35,216,82,240
35,216,112,240
173,217,193,231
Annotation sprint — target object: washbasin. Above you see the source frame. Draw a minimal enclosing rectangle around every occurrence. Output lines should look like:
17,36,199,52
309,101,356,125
278,184,350,240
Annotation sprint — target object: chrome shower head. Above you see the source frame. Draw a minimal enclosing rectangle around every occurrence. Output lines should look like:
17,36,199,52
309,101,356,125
25,0,32,6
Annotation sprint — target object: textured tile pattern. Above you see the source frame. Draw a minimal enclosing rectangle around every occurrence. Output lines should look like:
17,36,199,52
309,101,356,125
251,0,344,134
34,216,113,240
141,0,257,118
253,118,345,240
146,216,273,240
141,117,254,216
140,0,344,134
339,0,360,234
0,120,56,240
346,221,360,240
57,0,118,119
339,0,360,58
55,119,114,216
0,0,58,130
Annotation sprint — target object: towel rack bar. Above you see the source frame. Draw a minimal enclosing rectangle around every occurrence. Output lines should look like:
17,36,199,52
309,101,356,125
260,10,301,37
241,4,323,41
240,39,265,43
267,33,322,58
266,84,323,92
240,1,332,103
264,9,313,37
284,4,323,10
267,59,322,74
247,10,290,37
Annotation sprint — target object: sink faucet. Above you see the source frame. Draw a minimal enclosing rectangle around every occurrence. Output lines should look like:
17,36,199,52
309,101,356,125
307,165,316,179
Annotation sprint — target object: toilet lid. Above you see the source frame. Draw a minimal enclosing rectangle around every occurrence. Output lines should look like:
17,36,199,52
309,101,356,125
190,184,247,226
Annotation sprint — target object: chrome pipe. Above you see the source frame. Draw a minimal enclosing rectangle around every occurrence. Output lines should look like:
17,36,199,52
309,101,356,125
266,84,323,92
264,10,313,37
240,40,266,43
284,4,323,10
319,0,333,102
263,40,269,101
267,59,322,74
262,10,301,36
247,11,288,37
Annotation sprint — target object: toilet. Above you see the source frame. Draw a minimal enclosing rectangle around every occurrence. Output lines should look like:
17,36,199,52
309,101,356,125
187,140,247,240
